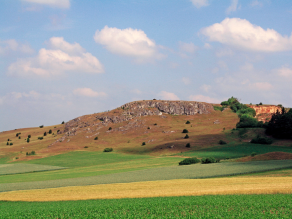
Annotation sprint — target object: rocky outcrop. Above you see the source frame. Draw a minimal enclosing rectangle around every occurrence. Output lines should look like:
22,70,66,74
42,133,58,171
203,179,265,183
52,100,214,145
248,105,282,122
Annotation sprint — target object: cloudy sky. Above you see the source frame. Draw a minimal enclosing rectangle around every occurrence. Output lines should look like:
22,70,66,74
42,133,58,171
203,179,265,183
1,0,292,131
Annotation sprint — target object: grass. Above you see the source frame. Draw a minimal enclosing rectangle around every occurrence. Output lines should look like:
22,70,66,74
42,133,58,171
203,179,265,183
1,194,292,218
179,143,292,159
1,160,292,192
0,164,66,175
23,151,151,168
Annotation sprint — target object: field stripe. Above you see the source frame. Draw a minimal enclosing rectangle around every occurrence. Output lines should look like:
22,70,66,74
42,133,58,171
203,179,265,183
0,177,292,201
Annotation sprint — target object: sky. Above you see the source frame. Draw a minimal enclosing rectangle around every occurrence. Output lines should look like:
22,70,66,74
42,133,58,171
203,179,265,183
0,0,292,131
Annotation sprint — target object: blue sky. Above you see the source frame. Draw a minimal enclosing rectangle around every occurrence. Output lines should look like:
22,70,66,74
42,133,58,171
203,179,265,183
1,0,292,131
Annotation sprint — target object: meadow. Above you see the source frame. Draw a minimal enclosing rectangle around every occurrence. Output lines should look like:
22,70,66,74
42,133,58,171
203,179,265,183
1,194,292,218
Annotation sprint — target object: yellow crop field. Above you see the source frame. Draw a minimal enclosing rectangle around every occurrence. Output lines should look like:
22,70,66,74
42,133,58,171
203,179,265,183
1,177,292,202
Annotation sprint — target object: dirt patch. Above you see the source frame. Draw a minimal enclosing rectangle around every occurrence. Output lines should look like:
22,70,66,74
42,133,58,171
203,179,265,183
236,152,292,162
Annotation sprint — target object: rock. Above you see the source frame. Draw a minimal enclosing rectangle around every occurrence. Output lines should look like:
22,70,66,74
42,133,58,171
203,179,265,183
213,120,220,124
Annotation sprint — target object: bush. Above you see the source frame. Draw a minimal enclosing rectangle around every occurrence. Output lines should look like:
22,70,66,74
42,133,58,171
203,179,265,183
94,137,98,140
103,148,113,152
182,129,189,133
179,157,200,165
251,152,257,157
61,121,65,124
6,142,9,145
213,106,224,111
27,138,30,143
44,132,47,136
38,137,43,140
251,136,273,144
108,127,112,131
185,143,191,148
39,125,43,128
218,140,227,145
147,127,150,129
7,139,10,141
154,123,157,126
57,130,60,133
18,136,21,139
184,134,189,139
201,157,220,164
48,129,52,134
186,121,191,124
28,135,31,138
9,143,13,146
236,114,260,128
259,102,263,105
142,142,146,146
26,151,35,156
84,146,88,148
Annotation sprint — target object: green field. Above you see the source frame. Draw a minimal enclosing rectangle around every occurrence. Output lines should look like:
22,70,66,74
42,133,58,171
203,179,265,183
179,143,292,159
2,160,292,192
1,194,292,218
0,164,66,175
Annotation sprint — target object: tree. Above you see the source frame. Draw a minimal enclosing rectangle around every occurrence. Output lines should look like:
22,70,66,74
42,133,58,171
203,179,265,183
27,138,30,143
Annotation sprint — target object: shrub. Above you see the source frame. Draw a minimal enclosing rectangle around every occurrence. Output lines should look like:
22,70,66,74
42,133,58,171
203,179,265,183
218,140,227,145
185,143,191,148
103,148,113,152
147,127,150,129
186,121,191,124
10,143,13,146
236,114,260,128
28,135,31,138
94,137,98,140
108,127,112,131
184,134,189,139
142,142,146,146
179,157,200,165
7,139,10,141
213,106,224,111
182,129,189,133
16,133,21,137
38,137,43,140
84,146,88,148
18,136,21,139
259,102,263,105
154,123,157,126
251,136,273,145
39,125,43,128
6,142,9,145
26,151,35,156
61,121,65,124
27,138,30,143
201,157,219,164
48,129,52,134
44,132,47,136
57,130,60,133
251,152,257,157
15,157,19,160
278,104,283,107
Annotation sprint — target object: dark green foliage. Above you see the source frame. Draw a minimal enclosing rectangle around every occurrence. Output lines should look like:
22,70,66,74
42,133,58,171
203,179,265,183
186,120,191,124
38,137,43,140
103,148,113,152
9,143,13,146
26,151,35,156
142,142,146,146
27,138,30,143
61,121,65,124
7,139,10,141
266,108,292,139
251,152,257,157
16,132,21,137
39,125,43,128
6,142,9,145
154,123,157,125
259,102,263,105
220,101,229,106
213,106,224,111
201,157,220,164
57,130,60,133
186,143,191,148
108,127,112,130
251,136,273,145
84,146,88,148
218,140,227,145
48,129,52,134
147,127,150,129
182,129,188,133
18,136,21,139
278,104,283,107
236,114,261,128
94,136,98,140
237,107,256,117
184,134,189,139
44,132,47,136
179,157,200,165
28,135,31,138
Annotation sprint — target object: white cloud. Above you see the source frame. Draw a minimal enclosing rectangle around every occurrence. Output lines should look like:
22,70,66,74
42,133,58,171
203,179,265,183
251,82,273,90
22,0,70,9
182,77,191,85
178,42,197,54
94,26,162,61
190,0,209,8
200,84,212,92
0,90,41,104
7,37,103,77
73,88,106,97
158,91,179,100
131,89,142,94
0,39,34,55
226,0,240,14
277,67,292,78
250,0,263,7
189,94,220,103
201,18,292,52
216,48,233,57
204,43,212,49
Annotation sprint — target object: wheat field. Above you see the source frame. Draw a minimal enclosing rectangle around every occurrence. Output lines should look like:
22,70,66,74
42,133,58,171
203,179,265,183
1,177,292,201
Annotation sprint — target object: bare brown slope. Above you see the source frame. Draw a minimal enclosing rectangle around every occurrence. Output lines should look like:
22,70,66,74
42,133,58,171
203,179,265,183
236,152,292,162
